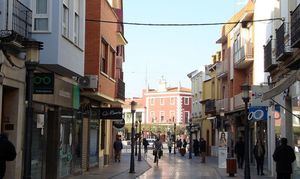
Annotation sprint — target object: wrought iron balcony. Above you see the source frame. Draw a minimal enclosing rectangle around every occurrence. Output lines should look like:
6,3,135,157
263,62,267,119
205,99,216,114
234,41,254,69
216,60,228,78
276,23,292,61
291,3,300,48
0,0,32,41
116,79,125,101
264,38,277,72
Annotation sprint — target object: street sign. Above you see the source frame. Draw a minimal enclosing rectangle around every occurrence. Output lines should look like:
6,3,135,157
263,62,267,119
251,85,269,106
248,106,268,121
33,73,54,94
99,108,123,119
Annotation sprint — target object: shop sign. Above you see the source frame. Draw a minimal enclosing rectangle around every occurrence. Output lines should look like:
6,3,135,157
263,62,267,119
99,108,123,119
113,118,125,129
33,73,54,94
248,106,268,121
251,85,269,106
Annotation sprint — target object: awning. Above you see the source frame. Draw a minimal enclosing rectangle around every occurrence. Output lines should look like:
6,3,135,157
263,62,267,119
262,70,300,100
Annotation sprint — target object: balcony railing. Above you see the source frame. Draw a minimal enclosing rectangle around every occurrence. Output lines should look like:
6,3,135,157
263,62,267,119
205,99,216,114
116,79,125,101
291,3,300,48
234,93,244,109
216,60,228,78
216,98,229,112
276,23,292,61
234,41,254,69
0,0,32,40
264,38,277,72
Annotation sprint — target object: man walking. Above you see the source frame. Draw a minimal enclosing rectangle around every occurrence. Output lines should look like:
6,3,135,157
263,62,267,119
0,133,16,179
113,136,123,162
253,139,265,175
199,138,206,163
235,137,245,169
273,138,296,179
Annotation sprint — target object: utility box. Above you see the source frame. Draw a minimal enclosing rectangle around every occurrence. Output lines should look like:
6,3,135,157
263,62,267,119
226,158,237,177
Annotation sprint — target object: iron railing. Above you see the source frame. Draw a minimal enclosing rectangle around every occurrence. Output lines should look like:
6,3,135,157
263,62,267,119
291,3,300,48
205,99,216,114
234,41,253,63
264,38,277,72
276,23,285,58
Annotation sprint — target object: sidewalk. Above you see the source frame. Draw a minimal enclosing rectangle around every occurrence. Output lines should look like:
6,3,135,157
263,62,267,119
68,153,151,179
204,156,275,179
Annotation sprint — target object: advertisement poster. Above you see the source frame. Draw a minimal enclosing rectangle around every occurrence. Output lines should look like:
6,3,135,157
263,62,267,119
218,132,228,168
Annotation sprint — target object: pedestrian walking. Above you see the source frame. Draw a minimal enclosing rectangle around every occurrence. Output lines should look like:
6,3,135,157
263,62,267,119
0,133,16,179
253,139,265,175
193,139,200,156
167,139,172,153
183,139,188,149
199,138,206,163
113,136,123,162
273,138,296,179
153,138,163,163
235,137,245,169
142,138,149,154
177,139,182,151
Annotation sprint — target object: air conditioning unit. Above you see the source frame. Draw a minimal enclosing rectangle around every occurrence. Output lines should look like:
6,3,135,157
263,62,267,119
79,75,98,89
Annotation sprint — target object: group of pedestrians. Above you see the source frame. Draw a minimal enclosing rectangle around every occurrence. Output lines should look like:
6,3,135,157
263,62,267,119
234,137,296,179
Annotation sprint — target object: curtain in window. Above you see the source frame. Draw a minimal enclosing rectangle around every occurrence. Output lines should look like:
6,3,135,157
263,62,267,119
36,0,47,14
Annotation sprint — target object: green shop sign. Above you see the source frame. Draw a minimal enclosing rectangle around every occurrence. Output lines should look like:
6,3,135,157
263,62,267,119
33,73,54,94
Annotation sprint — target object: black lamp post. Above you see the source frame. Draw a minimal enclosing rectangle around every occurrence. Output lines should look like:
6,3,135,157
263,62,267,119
129,101,137,173
138,117,142,161
23,40,43,179
173,122,176,154
189,118,192,159
241,83,251,179
135,121,138,156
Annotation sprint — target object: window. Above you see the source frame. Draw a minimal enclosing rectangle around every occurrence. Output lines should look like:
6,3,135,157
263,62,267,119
33,0,49,31
184,111,190,123
160,111,165,122
170,97,175,105
110,48,115,78
184,97,189,105
160,98,164,105
74,13,79,45
150,111,155,122
150,98,155,105
170,111,175,121
101,41,108,74
62,2,69,37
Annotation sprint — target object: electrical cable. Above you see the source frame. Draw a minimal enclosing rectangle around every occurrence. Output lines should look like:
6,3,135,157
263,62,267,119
270,98,300,120
86,18,284,27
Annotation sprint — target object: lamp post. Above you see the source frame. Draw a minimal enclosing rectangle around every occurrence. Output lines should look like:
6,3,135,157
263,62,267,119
220,108,225,132
173,122,176,154
135,121,138,156
241,83,251,179
129,101,137,173
138,117,142,161
189,118,192,159
23,40,43,179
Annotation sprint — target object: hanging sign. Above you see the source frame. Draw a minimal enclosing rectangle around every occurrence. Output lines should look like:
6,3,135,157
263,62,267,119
33,73,54,94
113,118,125,129
99,108,123,119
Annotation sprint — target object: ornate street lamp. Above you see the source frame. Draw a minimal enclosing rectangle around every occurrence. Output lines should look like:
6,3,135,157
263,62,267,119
241,83,251,179
173,122,176,154
129,101,137,173
23,40,43,179
220,107,225,131
138,117,142,161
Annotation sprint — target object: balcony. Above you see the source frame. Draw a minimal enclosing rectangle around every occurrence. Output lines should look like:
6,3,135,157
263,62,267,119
234,93,244,109
205,99,216,114
116,79,125,101
276,23,292,61
0,0,32,41
264,38,277,72
291,3,300,48
234,41,254,69
216,60,228,78
216,98,229,112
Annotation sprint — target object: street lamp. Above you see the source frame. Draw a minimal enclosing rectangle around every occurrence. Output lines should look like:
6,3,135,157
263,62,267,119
23,40,43,179
129,100,137,173
220,107,225,131
189,118,192,159
173,122,176,154
241,83,251,179
138,117,142,161
135,120,138,156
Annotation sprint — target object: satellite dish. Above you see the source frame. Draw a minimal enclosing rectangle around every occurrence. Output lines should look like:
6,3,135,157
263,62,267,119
79,76,90,88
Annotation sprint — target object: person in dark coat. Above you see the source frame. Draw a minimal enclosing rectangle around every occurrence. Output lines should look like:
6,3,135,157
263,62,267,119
183,139,188,149
273,138,296,179
199,138,206,163
193,139,200,156
177,139,182,149
113,137,123,162
0,133,16,179
253,139,265,175
142,138,149,154
235,137,245,169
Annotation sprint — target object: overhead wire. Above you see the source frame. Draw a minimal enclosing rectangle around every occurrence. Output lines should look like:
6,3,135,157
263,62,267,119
86,18,284,27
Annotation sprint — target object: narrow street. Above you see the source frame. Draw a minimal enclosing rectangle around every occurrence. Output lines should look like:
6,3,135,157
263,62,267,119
139,149,221,179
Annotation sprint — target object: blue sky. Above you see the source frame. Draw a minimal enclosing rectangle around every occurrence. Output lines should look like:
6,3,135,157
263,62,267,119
124,0,248,97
